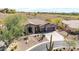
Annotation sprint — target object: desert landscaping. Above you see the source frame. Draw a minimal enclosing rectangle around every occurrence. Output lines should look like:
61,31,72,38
0,8,79,51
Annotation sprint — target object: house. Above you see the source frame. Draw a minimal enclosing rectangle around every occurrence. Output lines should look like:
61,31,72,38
62,20,79,35
24,18,57,34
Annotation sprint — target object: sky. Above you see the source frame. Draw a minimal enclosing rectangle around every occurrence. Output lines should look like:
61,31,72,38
16,8,79,13
0,0,79,13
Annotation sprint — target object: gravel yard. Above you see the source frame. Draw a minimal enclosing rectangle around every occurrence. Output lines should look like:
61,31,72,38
6,35,48,51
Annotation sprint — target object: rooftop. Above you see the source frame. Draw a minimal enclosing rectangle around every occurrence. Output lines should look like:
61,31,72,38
62,20,79,29
26,18,48,25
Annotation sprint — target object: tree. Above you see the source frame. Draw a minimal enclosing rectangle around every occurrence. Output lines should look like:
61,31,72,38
0,8,16,13
7,9,16,13
0,14,26,47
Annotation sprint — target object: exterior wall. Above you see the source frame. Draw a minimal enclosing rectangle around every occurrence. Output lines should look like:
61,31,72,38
24,24,36,34
44,23,57,33
24,23,57,34
35,25,40,33
40,25,45,33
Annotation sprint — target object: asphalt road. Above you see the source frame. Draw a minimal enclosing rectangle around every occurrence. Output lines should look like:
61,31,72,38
27,41,69,51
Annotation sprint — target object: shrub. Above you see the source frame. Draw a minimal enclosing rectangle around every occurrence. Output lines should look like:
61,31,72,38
0,14,26,47
47,18,63,25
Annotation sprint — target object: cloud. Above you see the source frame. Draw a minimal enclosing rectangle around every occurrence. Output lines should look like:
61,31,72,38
0,0,79,8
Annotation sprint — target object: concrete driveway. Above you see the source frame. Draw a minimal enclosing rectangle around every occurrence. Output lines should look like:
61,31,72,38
44,31,65,41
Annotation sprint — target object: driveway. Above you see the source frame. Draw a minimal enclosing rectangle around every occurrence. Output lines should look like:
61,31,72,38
44,31,65,41
26,31,68,51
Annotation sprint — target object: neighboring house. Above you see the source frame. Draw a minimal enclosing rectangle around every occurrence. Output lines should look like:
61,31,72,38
24,19,57,34
62,20,79,34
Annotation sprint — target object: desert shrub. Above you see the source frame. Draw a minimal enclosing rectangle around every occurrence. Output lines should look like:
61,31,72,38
65,39,77,49
47,18,65,30
0,19,4,24
47,18,63,25
0,14,26,47
58,23,66,30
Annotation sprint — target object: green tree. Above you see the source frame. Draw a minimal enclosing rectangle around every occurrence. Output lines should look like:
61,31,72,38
0,14,26,47
0,8,16,13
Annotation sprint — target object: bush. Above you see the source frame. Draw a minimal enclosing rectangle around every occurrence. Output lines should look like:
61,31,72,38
47,18,63,25
0,14,26,47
